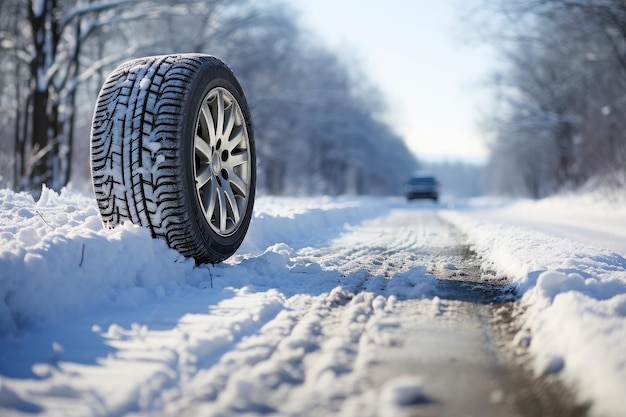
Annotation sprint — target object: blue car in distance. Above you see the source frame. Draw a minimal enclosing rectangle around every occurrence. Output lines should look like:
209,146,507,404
405,174,439,202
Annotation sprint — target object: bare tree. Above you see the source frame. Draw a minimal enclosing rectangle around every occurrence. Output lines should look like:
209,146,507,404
198,5,418,195
2,0,184,193
1,0,417,196
470,0,626,196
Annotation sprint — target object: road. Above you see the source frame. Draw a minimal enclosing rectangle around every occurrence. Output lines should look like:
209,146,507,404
1,204,589,417
152,207,585,416
291,206,586,417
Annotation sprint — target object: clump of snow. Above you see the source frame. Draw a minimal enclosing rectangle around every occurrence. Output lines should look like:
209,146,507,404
537,270,586,301
539,355,565,376
379,375,425,407
431,296,444,317
512,329,532,348
139,77,151,90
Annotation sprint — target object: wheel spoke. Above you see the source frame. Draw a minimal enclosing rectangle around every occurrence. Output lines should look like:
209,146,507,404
199,102,216,147
223,184,240,225
208,180,219,226
195,135,212,161
229,151,248,168
215,90,224,140
218,187,227,232
229,171,247,196
225,125,244,151
195,167,212,190
222,104,236,142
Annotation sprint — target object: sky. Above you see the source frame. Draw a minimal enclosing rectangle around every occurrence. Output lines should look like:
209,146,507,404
284,0,494,164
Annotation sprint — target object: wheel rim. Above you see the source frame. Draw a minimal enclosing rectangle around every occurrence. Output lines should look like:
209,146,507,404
194,87,251,237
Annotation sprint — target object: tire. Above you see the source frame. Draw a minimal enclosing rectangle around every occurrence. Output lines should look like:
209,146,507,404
90,54,256,264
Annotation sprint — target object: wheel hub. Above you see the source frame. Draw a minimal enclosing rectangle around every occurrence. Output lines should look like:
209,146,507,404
211,153,221,175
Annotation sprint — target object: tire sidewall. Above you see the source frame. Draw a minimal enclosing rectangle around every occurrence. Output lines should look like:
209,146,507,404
178,60,256,259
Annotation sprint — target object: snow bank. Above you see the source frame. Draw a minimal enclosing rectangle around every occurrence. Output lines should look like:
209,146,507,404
0,186,206,335
441,193,626,417
0,187,387,336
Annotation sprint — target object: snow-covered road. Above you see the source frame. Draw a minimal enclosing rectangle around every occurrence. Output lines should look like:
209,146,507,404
0,188,625,416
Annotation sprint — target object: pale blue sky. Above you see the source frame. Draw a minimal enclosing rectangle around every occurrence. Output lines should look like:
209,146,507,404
285,0,494,164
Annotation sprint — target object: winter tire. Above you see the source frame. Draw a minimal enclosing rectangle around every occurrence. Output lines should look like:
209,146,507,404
90,54,256,264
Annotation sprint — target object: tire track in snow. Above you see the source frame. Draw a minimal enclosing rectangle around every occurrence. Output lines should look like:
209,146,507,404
299,209,467,280
155,286,394,417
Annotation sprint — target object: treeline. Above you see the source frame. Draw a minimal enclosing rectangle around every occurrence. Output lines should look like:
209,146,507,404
471,0,626,197
423,162,485,198
0,0,417,196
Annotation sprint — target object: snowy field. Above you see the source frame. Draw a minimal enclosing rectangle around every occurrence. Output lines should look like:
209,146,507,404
0,186,625,416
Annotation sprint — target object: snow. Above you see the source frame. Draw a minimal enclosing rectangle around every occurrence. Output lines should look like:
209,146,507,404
440,191,626,417
0,186,625,416
31,0,45,19
379,375,425,406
